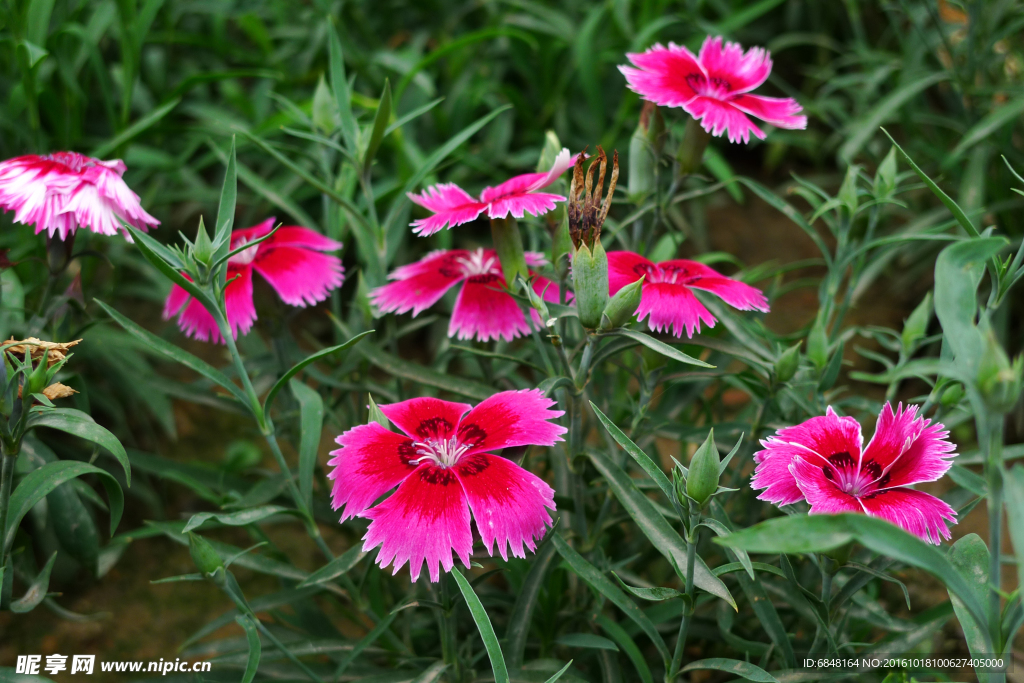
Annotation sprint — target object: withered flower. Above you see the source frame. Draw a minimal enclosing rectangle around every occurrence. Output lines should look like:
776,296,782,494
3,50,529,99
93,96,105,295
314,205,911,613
568,147,618,250
3,337,82,367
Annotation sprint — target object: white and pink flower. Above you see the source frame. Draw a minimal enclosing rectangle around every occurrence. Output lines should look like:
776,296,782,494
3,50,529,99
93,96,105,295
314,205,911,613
619,36,807,144
328,390,564,582
370,248,567,343
0,151,159,239
608,251,768,338
407,149,574,236
752,403,958,544
163,218,344,343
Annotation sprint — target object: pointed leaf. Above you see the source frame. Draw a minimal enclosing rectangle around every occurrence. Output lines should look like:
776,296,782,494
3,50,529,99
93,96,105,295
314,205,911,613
263,330,373,412
27,407,130,484
452,568,509,683
290,379,324,511
235,615,262,683
10,552,58,613
610,329,714,368
591,402,673,501
680,658,779,683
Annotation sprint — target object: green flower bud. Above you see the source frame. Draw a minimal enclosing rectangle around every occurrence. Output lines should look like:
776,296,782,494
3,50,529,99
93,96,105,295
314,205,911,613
192,216,215,267
572,241,609,329
520,276,553,329
24,349,49,398
676,117,710,176
901,292,932,352
599,275,644,331
686,429,720,507
873,146,897,199
838,164,860,217
188,532,224,574
977,331,1023,414
628,102,665,202
774,341,802,383
940,382,964,407
807,318,829,370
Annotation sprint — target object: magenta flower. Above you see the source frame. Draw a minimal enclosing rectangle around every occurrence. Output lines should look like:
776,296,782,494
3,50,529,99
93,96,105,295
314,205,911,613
752,403,958,544
407,149,574,236
327,390,564,582
163,218,344,343
371,248,567,342
607,251,768,338
0,152,159,240
619,36,807,144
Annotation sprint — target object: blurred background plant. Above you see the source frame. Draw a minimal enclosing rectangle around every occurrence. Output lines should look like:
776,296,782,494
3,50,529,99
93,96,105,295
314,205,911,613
0,0,1022,681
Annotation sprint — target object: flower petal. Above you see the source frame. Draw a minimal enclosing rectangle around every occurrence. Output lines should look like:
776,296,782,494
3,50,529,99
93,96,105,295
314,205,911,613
408,183,486,236
527,148,574,192
485,191,565,221
455,453,555,561
457,389,566,457
253,246,345,307
619,43,704,107
449,274,530,342
861,403,956,489
607,251,655,295
859,487,956,544
80,163,160,231
224,267,257,340
164,268,255,343
362,464,472,582
751,440,807,505
636,282,716,338
771,406,863,466
263,224,343,252
687,275,769,312
327,423,420,520
791,455,862,515
731,94,807,130
682,97,765,144
697,36,772,94
377,397,472,441
372,250,468,316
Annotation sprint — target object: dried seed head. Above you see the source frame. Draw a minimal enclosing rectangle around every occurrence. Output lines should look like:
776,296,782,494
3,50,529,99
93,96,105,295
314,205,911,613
568,147,618,250
3,337,82,367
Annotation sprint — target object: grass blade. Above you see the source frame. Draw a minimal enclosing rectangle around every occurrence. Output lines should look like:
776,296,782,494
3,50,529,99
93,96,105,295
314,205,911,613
452,568,509,683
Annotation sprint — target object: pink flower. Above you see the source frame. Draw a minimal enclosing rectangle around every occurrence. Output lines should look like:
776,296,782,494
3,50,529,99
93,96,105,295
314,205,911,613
619,36,807,144
327,390,565,582
752,403,958,544
370,248,567,343
607,251,768,338
163,218,344,343
407,149,574,236
0,152,159,240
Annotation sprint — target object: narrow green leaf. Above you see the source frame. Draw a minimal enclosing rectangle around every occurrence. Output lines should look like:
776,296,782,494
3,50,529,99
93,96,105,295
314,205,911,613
363,79,392,174
610,329,714,368
297,546,367,587
367,394,390,429
328,20,359,154
410,662,450,683
736,177,832,265
698,518,753,580
680,658,779,683
612,573,683,601
452,568,510,683
555,633,618,651
182,505,299,534
595,614,653,683
384,97,445,136
356,341,493,400
946,97,1024,167
235,615,262,683
213,137,238,260
290,379,324,511
263,330,373,411
591,402,673,500
10,552,58,613
552,533,671,667
90,97,181,158
1004,466,1024,596
27,407,130,484
541,661,574,683
506,539,556,668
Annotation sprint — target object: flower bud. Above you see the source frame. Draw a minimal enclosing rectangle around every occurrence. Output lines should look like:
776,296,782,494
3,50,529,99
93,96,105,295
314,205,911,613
24,349,49,398
188,532,224,574
901,292,932,352
628,102,665,202
192,216,215,267
599,276,644,331
807,318,829,370
677,117,710,176
977,331,1023,414
572,241,609,330
774,342,802,383
940,382,964,407
686,429,720,507
520,276,553,328
873,146,898,199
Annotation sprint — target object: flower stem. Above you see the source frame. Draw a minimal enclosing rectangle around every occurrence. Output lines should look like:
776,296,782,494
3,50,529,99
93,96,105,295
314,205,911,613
984,411,1004,644
0,451,15,609
668,502,700,682
490,217,528,287
438,576,461,683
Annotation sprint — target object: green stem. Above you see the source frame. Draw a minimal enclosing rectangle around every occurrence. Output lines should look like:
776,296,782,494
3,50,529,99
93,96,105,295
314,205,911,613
668,503,700,681
438,576,461,683
490,217,528,286
0,451,15,609
985,412,1004,645
216,312,266,430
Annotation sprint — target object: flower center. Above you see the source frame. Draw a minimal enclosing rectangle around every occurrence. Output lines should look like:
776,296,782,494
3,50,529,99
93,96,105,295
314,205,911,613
685,73,733,99
456,248,499,277
229,237,260,265
410,436,471,468
822,452,889,498
636,263,696,285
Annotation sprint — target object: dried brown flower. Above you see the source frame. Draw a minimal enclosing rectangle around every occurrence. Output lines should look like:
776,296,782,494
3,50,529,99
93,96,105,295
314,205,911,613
3,337,82,367
568,146,618,250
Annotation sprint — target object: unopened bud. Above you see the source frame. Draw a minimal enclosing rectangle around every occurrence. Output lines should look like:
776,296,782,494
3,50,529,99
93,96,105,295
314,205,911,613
686,429,720,507
940,382,964,407
977,331,1023,414
572,240,609,330
628,102,665,201
873,146,897,199
188,532,224,574
192,216,215,267
520,277,552,327
677,117,710,176
807,318,829,370
24,349,49,398
838,164,859,217
599,276,644,331
774,342,802,383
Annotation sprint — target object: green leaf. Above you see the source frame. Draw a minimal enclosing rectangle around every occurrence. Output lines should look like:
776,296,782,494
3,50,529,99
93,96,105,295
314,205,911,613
90,97,181,159
452,568,509,683
586,449,736,609
367,394,390,429
946,97,1024,167
1004,466,1024,598
297,546,367,587
27,407,130,484
235,615,261,683
356,341,493,400
263,330,373,412
698,518,753,580
555,633,618,651
328,20,359,154
612,573,683,601
541,661,574,683
10,552,57,613
590,402,673,500
182,505,299,533
212,137,238,261
363,79,392,174
595,614,653,683
385,97,445,136
333,611,398,678
736,177,832,265
947,534,995,680
94,299,250,407
610,329,714,368
883,130,980,238
48,480,100,575
552,533,671,668
506,539,556,668
4,461,123,555
680,658,779,683
410,662,450,683
290,379,324,512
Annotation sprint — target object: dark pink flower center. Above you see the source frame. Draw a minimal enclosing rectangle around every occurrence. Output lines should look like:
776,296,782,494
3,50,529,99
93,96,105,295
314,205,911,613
820,451,891,498
456,249,500,278
685,72,734,100
404,419,490,469
633,262,700,285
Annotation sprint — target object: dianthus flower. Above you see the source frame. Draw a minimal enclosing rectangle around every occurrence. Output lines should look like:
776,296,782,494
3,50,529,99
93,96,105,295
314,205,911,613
0,152,159,239
607,251,768,338
619,36,807,144
407,149,573,236
163,218,344,343
370,248,566,342
328,390,564,582
752,403,957,544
